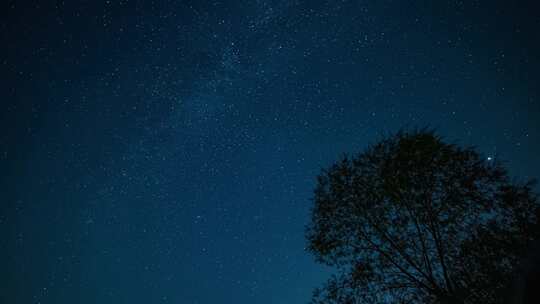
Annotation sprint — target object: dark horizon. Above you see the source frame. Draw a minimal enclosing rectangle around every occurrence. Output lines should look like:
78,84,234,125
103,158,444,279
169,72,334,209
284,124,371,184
2,1,540,303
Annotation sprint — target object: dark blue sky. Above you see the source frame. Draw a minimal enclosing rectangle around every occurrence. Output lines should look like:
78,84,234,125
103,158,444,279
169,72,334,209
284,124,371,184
1,1,539,303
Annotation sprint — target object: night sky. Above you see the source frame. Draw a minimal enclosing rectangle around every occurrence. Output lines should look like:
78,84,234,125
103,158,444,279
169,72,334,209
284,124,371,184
1,1,540,303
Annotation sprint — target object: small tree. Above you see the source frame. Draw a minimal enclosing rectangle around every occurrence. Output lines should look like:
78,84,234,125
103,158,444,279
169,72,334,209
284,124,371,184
306,130,540,304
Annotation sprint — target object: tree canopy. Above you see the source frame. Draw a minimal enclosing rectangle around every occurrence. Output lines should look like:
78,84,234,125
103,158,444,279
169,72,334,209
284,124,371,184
306,130,540,304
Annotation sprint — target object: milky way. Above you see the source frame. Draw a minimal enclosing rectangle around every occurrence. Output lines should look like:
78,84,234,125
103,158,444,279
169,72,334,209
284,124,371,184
1,1,539,303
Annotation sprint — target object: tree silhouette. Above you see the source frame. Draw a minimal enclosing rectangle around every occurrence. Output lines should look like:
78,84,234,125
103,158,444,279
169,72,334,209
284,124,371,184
306,130,540,304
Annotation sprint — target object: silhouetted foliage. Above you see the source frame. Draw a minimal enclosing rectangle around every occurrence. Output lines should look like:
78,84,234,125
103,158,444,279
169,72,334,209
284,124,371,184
306,130,540,304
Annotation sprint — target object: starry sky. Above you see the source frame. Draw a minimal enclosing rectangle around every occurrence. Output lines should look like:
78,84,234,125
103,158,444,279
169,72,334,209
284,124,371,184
1,1,539,303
